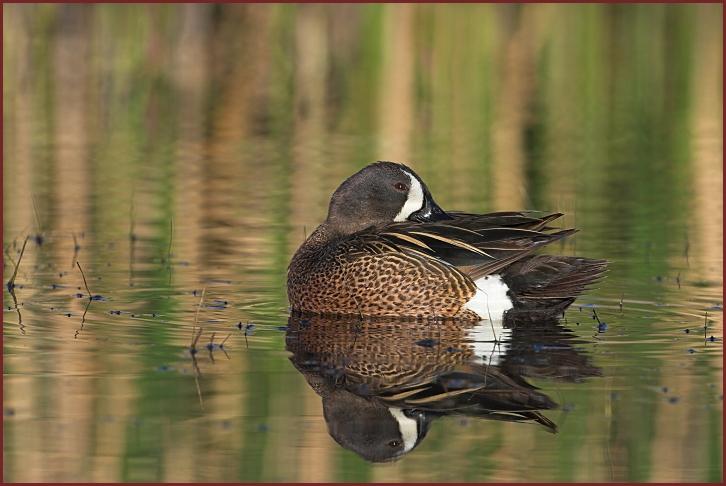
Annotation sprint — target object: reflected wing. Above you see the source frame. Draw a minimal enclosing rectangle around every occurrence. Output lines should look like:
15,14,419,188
376,364,559,433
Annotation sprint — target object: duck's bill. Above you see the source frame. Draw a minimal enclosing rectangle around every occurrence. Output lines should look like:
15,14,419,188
408,197,451,222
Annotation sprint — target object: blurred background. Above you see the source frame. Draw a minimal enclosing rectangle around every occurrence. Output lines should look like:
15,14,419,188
3,3,722,482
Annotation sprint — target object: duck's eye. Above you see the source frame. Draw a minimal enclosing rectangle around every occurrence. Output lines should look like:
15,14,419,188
394,182,408,192
388,440,401,448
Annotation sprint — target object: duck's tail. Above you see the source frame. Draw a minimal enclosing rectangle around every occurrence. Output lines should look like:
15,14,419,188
501,255,608,320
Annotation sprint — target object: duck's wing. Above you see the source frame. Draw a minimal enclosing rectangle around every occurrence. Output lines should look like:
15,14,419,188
353,212,576,280
445,211,565,231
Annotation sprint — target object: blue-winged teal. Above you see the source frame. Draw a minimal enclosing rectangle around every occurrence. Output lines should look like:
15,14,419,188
288,161,607,320
286,315,594,461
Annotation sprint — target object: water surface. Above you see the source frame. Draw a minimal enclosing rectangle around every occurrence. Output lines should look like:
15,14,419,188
3,3,723,482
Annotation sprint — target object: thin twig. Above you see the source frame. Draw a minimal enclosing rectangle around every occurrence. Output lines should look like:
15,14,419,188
7,236,28,292
75,298,92,339
191,353,204,410
220,333,231,347
192,288,206,331
76,261,92,299
704,312,708,343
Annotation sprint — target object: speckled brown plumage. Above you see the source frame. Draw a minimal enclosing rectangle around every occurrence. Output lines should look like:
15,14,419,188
286,315,479,389
288,212,578,319
288,225,480,318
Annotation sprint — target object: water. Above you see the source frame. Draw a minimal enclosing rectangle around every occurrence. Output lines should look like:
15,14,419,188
3,3,723,482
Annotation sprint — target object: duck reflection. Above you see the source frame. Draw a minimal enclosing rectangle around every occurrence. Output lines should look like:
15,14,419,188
285,314,600,463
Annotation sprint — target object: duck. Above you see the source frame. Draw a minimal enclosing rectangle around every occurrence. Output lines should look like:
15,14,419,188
287,161,607,320
285,314,591,462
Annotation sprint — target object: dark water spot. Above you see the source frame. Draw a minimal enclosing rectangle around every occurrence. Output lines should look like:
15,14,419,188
446,347,462,353
65,313,72,317
684,328,691,334
598,323,608,333
156,365,171,372
90,295,105,301
687,348,697,354
707,336,720,342
416,338,438,347
244,324,256,336
33,234,44,246
668,396,680,404
275,326,288,332
76,293,84,298
707,303,722,311
4,407,15,417
661,386,669,393
110,310,121,315
257,423,269,432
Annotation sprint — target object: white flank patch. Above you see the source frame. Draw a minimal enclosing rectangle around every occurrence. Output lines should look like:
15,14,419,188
393,171,424,222
463,274,514,320
466,318,511,366
388,407,418,453
463,275,514,366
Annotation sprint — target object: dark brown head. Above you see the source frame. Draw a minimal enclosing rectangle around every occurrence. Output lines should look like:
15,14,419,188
325,161,450,235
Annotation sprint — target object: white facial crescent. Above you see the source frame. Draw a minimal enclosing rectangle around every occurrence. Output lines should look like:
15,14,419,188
393,171,424,222
388,407,418,453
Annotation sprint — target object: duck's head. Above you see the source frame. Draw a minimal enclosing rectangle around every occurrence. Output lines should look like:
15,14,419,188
326,161,450,235
323,391,434,463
